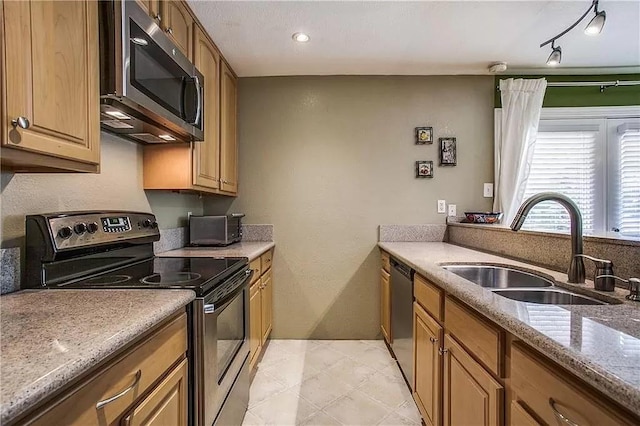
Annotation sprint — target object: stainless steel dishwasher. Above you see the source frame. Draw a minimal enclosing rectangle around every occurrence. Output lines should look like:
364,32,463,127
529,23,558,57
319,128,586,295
390,258,414,388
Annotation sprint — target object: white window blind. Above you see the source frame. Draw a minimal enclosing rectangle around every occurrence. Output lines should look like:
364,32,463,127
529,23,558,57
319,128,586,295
521,129,599,234
616,125,640,237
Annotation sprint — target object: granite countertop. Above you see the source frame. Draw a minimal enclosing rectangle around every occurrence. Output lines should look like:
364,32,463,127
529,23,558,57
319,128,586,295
379,242,640,417
158,241,275,261
0,289,196,424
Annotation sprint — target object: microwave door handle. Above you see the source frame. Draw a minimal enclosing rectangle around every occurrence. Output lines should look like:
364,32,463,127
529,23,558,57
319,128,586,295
193,75,202,126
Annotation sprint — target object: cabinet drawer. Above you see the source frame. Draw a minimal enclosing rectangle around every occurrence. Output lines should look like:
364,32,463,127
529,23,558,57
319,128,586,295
414,274,443,322
510,342,637,426
381,251,390,273
444,297,502,376
27,313,188,426
250,258,261,284
261,249,273,273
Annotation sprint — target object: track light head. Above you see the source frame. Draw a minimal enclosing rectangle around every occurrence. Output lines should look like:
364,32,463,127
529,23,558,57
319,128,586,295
547,44,562,66
585,9,606,35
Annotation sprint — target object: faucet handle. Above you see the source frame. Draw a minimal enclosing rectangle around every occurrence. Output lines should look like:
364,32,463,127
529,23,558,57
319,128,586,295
574,254,613,268
596,275,640,301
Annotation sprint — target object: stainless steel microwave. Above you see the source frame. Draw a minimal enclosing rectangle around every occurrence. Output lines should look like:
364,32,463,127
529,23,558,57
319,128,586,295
190,214,245,246
99,0,204,144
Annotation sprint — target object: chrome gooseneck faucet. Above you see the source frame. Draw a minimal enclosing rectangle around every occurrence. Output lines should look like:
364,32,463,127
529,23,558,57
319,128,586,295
510,192,585,284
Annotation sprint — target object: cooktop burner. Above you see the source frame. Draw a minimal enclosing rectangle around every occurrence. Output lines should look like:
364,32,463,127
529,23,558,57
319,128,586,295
57,257,248,296
141,272,203,285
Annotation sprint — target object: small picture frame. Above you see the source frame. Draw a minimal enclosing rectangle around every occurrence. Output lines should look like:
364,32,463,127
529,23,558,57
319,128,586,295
415,127,433,145
439,137,457,166
415,161,434,178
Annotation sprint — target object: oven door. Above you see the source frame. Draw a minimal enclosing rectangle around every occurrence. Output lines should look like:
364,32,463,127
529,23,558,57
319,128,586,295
192,268,251,426
102,0,204,141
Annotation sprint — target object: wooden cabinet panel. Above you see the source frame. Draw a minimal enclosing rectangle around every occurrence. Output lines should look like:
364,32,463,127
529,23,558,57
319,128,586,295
509,400,540,426
261,249,273,273
136,0,160,19
2,0,99,172
121,359,188,426
26,314,187,426
443,335,503,426
381,251,390,273
220,61,238,194
380,268,391,344
192,25,221,191
413,302,443,426
415,274,443,322
261,269,273,345
249,258,262,285
161,0,192,59
445,297,503,376
510,342,637,426
249,280,262,370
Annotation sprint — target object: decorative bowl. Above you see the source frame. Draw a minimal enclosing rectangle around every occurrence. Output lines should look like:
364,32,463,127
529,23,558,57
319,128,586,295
464,212,503,224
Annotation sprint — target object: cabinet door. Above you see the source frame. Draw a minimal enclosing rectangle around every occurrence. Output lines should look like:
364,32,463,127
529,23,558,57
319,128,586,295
121,359,188,426
380,269,391,344
220,61,238,194
136,0,160,20
413,302,443,426
161,0,192,59
261,269,273,344
3,1,100,171
192,26,221,191
249,280,262,370
443,335,503,426
509,400,541,426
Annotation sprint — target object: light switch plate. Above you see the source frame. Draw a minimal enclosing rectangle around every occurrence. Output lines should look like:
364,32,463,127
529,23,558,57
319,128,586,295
437,200,446,214
448,204,457,216
483,183,494,198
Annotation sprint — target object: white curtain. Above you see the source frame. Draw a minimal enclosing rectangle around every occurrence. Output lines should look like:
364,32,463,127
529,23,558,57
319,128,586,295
493,78,547,223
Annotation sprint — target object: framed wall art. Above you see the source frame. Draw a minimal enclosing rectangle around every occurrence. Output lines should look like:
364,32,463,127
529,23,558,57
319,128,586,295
415,127,433,145
439,137,457,166
415,160,434,178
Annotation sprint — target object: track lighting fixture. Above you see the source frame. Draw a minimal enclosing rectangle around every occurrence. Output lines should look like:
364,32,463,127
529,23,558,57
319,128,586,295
540,0,606,66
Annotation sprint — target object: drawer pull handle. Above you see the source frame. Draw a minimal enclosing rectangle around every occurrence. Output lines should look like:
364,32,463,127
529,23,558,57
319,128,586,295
96,370,142,410
549,398,580,426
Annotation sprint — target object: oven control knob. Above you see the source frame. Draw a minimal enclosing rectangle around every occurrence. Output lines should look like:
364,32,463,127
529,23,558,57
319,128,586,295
74,223,87,235
151,221,158,229
86,222,99,234
142,219,152,228
58,226,73,239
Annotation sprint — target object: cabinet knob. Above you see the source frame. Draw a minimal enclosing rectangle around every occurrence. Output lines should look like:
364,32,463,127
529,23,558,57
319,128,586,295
438,347,448,356
429,337,438,344
166,27,173,35
153,13,161,22
11,116,30,129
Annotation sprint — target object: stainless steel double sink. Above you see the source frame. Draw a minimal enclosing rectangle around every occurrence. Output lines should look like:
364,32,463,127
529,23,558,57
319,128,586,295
442,264,609,305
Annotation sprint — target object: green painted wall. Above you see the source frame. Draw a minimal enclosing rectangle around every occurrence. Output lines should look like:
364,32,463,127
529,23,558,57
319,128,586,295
494,74,640,108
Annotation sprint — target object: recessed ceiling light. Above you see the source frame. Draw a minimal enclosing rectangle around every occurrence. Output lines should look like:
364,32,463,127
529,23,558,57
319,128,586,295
292,32,310,43
158,134,177,141
130,37,148,46
106,110,131,120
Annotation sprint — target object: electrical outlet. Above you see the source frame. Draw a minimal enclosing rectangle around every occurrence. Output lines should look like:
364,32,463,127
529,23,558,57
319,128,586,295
437,200,446,214
448,204,457,217
483,183,494,198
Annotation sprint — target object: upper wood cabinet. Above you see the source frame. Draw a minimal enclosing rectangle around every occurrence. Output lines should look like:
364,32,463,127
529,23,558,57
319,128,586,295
2,0,100,173
220,61,238,194
159,0,192,59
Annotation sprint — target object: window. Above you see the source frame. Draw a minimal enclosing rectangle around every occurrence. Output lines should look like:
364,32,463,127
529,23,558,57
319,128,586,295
519,110,640,239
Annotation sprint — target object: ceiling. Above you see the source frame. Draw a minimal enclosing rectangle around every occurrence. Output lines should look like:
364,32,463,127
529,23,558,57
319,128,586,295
187,1,640,77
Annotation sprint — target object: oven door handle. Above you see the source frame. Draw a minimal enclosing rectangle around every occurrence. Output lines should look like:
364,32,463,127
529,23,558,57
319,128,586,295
203,269,252,314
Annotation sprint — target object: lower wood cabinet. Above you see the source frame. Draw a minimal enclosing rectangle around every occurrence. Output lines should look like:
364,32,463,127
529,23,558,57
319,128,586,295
380,268,391,344
413,302,443,426
121,359,188,426
19,312,188,426
442,334,503,426
249,249,274,371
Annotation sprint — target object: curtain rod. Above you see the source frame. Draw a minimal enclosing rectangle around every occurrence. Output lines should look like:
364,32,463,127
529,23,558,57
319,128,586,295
496,80,640,92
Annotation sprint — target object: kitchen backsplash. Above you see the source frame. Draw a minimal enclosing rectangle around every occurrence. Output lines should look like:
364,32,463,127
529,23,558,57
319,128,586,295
241,224,274,242
0,248,20,295
379,224,447,242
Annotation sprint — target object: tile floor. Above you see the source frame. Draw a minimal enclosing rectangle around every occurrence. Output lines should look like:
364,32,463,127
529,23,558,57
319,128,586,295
243,340,422,426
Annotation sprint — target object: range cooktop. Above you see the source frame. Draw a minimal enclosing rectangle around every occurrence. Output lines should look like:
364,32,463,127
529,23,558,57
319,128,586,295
54,256,248,297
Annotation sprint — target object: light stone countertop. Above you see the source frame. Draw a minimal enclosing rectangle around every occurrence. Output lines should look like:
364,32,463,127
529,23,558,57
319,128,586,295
378,242,640,417
0,289,196,425
158,241,275,261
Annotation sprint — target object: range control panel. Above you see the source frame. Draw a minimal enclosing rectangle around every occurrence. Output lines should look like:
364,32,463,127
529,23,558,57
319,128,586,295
47,212,160,250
